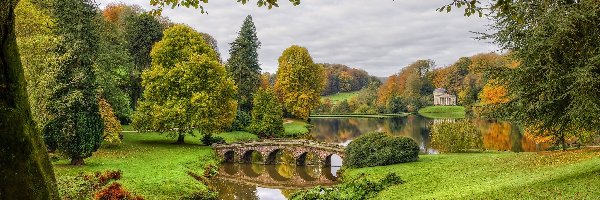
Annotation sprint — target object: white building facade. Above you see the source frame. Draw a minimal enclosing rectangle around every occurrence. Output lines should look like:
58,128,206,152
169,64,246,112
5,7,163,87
433,88,457,106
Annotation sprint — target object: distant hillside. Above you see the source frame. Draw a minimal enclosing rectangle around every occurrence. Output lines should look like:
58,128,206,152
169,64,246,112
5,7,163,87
320,63,381,96
376,76,388,83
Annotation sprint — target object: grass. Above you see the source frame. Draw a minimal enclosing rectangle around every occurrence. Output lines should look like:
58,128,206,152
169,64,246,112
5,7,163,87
283,118,310,137
216,131,258,143
321,91,359,104
52,130,256,199
344,148,600,199
52,133,212,199
310,113,409,118
418,106,466,119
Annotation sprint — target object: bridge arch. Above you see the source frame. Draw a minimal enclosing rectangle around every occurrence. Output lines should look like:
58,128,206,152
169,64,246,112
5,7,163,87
323,153,343,167
223,150,236,163
266,149,294,165
241,150,265,164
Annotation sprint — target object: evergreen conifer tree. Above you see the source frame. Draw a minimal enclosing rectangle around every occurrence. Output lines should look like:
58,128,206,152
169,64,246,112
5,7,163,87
226,15,261,112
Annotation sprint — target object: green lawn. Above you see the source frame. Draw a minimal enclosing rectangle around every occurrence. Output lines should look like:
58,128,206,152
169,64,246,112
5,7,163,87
217,131,258,143
418,106,466,119
283,118,310,137
52,131,255,199
321,91,359,104
344,148,600,199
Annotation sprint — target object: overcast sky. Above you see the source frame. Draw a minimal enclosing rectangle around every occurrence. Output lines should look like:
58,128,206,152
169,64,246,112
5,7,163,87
95,0,498,77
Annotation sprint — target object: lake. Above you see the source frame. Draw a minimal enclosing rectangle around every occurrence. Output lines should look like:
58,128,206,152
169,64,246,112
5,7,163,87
212,115,548,200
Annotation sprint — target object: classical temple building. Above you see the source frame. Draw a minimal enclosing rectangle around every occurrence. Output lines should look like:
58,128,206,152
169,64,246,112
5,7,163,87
433,88,457,106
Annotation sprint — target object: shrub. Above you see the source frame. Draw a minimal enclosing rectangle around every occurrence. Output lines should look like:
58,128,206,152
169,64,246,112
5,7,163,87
99,98,122,144
249,88,284,138
94,182,144,200
228,110,251,131
202,134,225,145
57,170,143,200
345,132,419,168
430,120,483,153
290,173,404,200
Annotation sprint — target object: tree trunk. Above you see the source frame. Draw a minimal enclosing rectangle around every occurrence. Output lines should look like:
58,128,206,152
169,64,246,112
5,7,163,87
0,0,59,199
175,133,185,144
561,135,567,151
70,157,85,166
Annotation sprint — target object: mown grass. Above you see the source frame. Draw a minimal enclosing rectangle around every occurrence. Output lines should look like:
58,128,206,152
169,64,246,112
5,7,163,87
344,148,600,199
321,91,359,104
283,118,310,137
52,131,254,199
418,106,466,119
217,131,258,143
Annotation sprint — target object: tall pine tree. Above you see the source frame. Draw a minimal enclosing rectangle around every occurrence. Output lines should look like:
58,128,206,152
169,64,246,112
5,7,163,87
44,0,104,165
226,15,261,112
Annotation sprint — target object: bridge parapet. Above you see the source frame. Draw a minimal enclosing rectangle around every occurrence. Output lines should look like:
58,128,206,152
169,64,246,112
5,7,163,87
213,139,345,166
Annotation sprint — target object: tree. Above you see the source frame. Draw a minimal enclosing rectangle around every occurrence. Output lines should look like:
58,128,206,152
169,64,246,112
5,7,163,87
15,0,58,131
249,88,284,138
226,15,262,112
99,98,122,144
0,0,59,198
274,45,325,119
377,60,433,112
96,11,135,122
123,12,164,111
43,0,104,165
132,25,236,144
488,0,600,149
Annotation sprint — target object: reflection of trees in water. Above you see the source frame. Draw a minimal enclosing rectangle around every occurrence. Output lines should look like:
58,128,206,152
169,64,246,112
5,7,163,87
212,178,258,200
476,119,548,152
311,116,547,152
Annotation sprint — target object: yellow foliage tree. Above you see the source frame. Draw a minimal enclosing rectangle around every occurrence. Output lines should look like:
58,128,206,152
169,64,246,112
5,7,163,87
274,45,325,120
99,98,122,143
479,79,510,105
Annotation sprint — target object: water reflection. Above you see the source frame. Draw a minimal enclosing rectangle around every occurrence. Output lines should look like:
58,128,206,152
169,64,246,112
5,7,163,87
310,115,548,152
213,163,339,200
213,115,548,200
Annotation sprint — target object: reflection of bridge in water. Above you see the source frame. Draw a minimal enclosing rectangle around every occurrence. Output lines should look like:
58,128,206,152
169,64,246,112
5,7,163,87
213,139,345,166
215,163,338,190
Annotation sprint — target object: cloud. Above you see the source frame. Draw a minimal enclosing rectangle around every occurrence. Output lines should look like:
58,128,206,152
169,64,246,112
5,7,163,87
95,0,498,76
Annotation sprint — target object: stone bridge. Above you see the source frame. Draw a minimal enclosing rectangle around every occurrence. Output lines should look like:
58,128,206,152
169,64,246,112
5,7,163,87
213,139,345,166
214,163,338,190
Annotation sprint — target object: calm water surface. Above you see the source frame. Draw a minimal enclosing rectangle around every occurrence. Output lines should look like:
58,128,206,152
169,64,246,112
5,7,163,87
212,115,547,200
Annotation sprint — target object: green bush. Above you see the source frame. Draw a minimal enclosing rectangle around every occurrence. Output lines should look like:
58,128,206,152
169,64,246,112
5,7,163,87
201,134,225,145
249,88,284,138
290,173,404,200
345,132,419,168
430,120,483,153
228,110,251,131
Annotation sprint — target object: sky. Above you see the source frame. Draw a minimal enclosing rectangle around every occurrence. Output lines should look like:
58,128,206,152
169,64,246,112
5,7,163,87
95,0,499,77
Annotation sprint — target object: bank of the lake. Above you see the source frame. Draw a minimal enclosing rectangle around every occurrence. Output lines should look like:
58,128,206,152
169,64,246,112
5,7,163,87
344,148,600,199
310,113,409,118
418,106,466,119
321,91,359,104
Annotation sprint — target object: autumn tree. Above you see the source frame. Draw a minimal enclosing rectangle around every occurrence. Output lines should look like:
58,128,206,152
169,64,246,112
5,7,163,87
275,45,325,119
377,60,434,112
249,88,284,138
99,98,122,144
132,25,236,144
226,15,262,113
